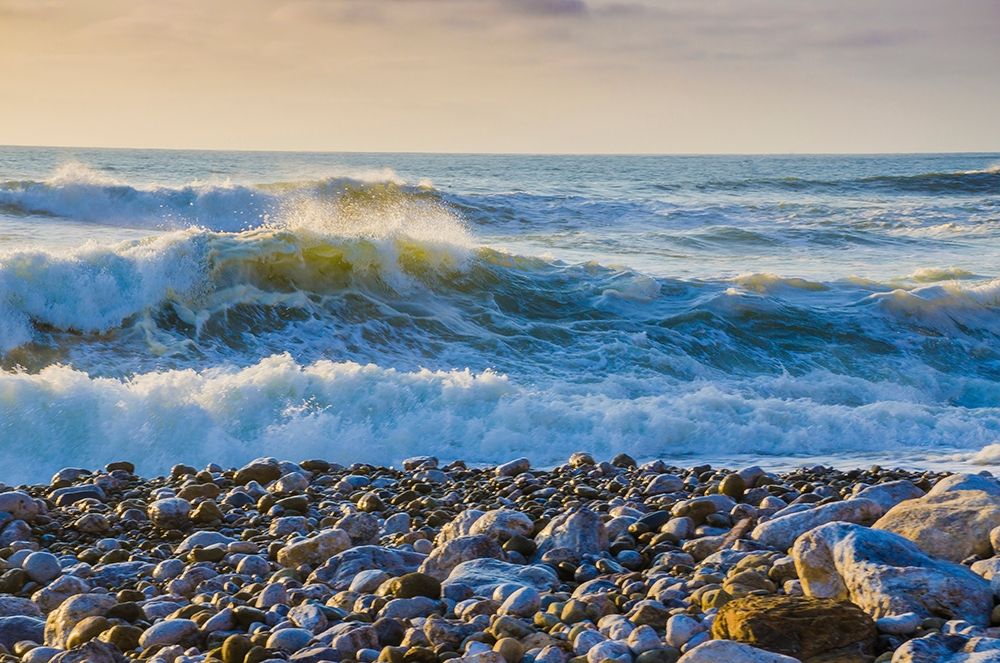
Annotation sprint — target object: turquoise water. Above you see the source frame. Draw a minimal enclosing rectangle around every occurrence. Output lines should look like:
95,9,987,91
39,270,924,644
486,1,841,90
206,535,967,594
0,147,998,481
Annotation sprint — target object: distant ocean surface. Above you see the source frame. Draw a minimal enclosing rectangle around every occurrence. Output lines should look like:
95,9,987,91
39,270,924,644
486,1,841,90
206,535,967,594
0,147,998,483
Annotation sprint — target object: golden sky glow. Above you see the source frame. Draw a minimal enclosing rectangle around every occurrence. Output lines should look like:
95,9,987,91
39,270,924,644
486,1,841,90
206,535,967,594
1,0,998,153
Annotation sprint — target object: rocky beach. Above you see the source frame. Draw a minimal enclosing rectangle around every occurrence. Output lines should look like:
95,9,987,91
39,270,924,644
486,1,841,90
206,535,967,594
0,455,998,663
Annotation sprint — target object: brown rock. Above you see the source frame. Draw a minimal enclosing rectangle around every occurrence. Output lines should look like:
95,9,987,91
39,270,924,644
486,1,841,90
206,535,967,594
711,595,876,662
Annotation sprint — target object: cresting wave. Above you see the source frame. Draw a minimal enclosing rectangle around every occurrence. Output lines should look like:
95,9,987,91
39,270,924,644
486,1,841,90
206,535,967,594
1,224,999,387
0,162,439,230
1,163,996,235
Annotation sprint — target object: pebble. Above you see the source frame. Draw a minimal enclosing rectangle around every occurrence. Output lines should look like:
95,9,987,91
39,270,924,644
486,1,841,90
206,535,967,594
0,454,971,663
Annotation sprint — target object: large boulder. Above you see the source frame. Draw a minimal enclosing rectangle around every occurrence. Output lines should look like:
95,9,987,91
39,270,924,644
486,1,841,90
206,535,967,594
874,473,1000,562
419,535,505,581
793,522,993,625
309,546,426,590
751,498,883,551
443,559,559,597
711,595,876,661
533,509,608,562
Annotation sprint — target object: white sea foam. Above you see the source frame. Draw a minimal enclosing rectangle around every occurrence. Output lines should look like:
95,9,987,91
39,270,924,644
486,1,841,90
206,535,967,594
0,354,997,484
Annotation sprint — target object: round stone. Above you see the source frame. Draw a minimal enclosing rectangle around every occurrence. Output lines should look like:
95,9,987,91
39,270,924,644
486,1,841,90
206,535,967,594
22,552,61,584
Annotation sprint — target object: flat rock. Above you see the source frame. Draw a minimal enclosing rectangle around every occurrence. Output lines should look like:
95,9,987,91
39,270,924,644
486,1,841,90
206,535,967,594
712,594,877,660
875,473,1000,562
793,522,993,625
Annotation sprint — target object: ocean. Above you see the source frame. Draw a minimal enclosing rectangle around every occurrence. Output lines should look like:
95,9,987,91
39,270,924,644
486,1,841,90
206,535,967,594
0,147,997,483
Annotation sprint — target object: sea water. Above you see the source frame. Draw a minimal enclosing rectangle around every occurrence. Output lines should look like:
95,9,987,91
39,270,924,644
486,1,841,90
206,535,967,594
0,147,997,482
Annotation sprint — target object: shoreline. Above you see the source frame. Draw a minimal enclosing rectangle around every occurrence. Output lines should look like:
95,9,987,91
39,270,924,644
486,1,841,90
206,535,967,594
0,454,998,663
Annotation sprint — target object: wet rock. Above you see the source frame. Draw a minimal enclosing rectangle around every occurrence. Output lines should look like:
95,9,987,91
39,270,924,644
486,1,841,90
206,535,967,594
51,485,106,508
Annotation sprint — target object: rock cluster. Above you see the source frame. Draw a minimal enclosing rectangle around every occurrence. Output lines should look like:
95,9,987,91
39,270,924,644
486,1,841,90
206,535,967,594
0,456,998,663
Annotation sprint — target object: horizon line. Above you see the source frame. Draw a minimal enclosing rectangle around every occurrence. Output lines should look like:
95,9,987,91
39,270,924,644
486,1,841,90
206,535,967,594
1,142,999,158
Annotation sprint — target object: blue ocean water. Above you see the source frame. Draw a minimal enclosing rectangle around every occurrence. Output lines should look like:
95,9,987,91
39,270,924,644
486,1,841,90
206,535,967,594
0,147,998,482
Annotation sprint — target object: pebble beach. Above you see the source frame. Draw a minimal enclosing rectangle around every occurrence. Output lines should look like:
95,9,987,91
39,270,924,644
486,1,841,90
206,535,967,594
1,454,999,663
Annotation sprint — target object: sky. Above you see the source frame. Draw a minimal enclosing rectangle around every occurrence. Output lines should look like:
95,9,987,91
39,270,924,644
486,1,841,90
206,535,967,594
1,0,998,154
